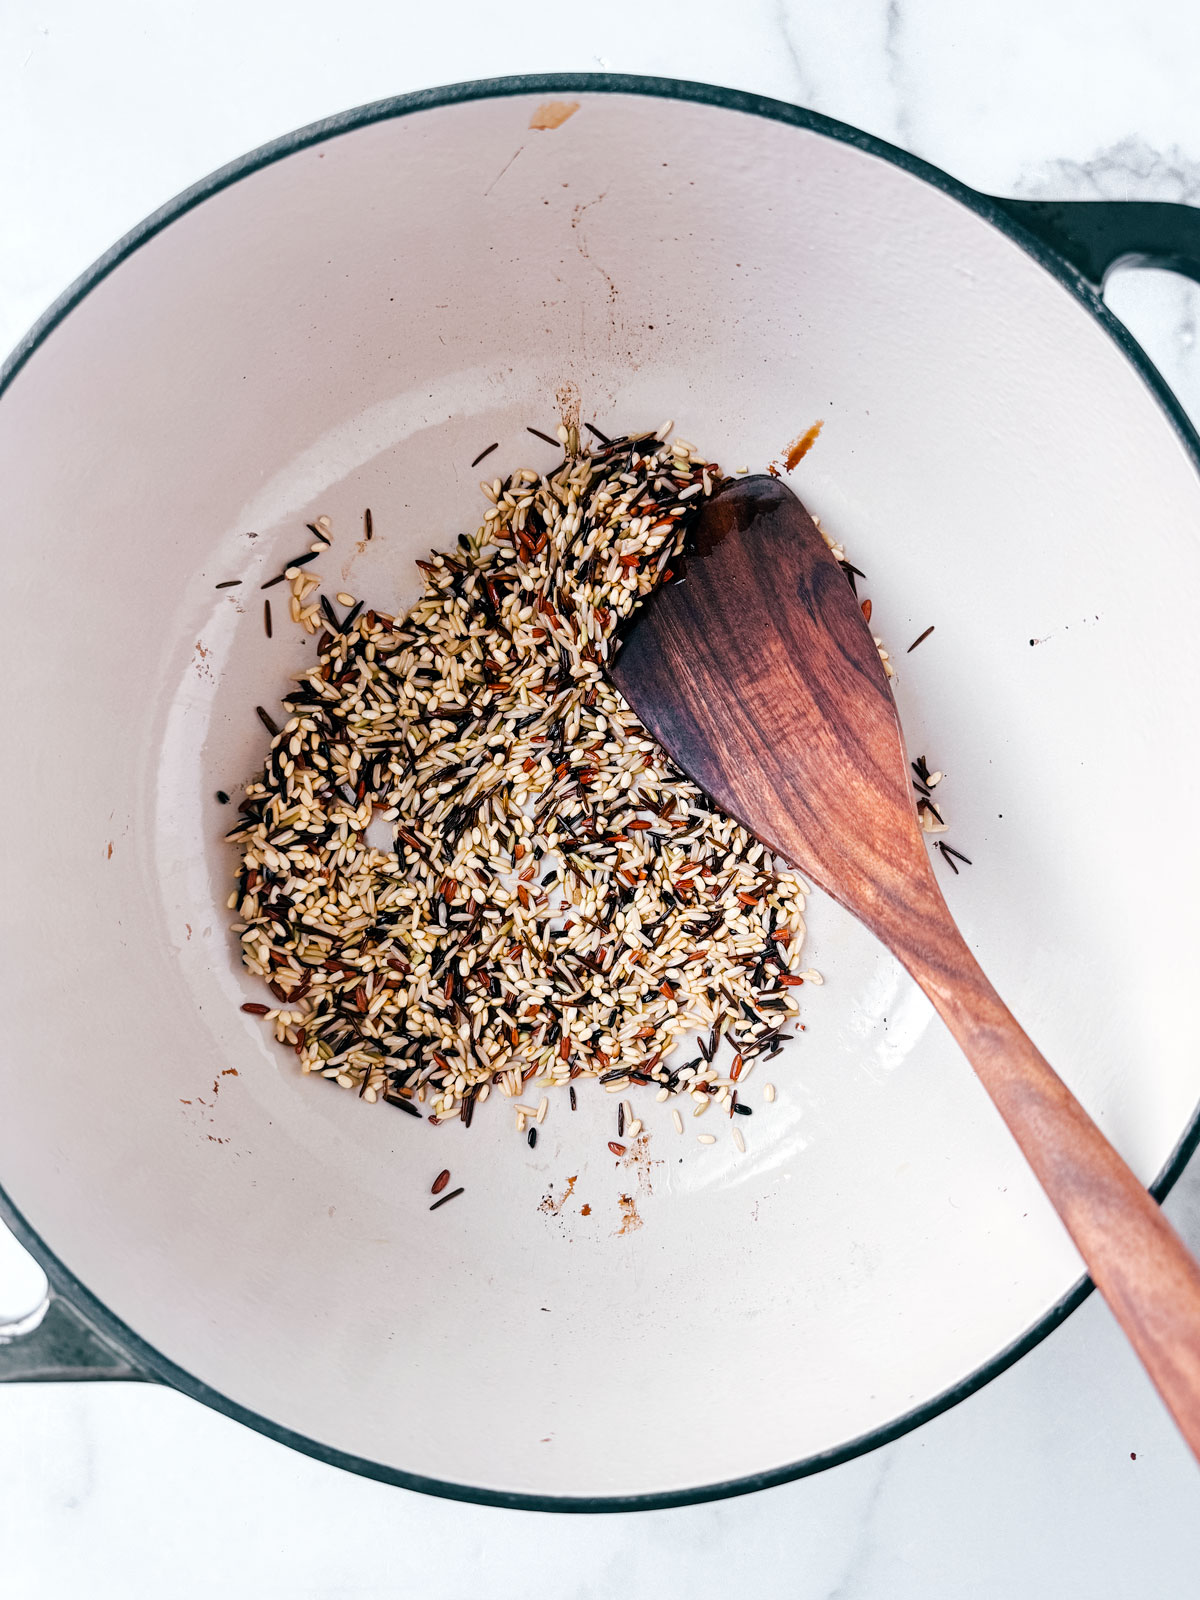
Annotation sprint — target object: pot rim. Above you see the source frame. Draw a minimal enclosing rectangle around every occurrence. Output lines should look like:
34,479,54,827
3,70,1199,1514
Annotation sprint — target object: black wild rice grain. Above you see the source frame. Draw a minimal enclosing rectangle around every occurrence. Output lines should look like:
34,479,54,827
215,790,230,804
584,422,613,445
907,625,935,653
471,442,500,468
527,1126,538,1148
307,522,331,545
364,508,373,541
215,579,241,589
429,1186,465,1211
526,426,560,448
255,705,280,736
939,842,972,869
841,560,867,595
385,1093,422,1118
264,598,273,638
937,841,960,874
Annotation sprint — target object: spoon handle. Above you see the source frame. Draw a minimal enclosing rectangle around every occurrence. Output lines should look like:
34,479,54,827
897,920,1200,1465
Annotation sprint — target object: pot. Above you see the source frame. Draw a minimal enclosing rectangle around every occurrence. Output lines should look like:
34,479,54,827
2,74,1199,1511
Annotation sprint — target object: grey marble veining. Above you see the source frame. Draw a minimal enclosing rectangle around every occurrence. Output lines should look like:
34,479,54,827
1020,136,1200,205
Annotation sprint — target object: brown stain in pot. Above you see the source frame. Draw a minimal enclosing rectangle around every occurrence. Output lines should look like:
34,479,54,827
538,1173,578,1216
193,639,215,683
784,421,823,472
622,1133,657,1195
529,100,579,131
570,195,619,311
556,380,581,432
612,1136,659,1235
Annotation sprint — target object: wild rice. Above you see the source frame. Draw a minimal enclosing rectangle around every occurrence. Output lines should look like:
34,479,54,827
229,427,811,1123
385,1092,423,1118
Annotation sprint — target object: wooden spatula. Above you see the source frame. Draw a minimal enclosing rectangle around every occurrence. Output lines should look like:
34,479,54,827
611,473,1200,1462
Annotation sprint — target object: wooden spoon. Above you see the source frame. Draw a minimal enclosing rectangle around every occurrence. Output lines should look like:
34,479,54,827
611,473,1200,1461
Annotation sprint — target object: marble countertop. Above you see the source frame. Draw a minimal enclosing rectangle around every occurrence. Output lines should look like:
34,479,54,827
2,2,1199,1594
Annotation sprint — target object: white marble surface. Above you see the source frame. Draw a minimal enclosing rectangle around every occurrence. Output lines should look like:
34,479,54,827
2,1,1199,1593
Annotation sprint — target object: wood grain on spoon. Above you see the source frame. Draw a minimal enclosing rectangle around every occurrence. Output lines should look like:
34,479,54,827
611,474,1200,1463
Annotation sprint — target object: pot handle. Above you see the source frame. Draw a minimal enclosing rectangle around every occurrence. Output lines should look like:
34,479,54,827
987,197,1200,291
0,1288,150,1382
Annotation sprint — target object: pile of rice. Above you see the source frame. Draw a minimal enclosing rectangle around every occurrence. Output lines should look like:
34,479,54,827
228,423,814,1124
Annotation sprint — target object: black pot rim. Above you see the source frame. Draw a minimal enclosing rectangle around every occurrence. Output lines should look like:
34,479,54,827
3,70,1199,1515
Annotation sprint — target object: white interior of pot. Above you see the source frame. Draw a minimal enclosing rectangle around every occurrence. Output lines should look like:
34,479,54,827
3,88,1200,1501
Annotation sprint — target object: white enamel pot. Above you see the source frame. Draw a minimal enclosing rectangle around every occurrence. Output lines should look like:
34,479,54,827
3,75,1200,1510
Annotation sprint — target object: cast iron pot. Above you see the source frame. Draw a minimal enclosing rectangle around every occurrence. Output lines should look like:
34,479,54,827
3,74,1200,1510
